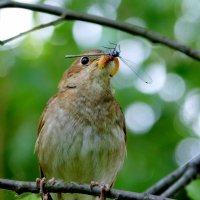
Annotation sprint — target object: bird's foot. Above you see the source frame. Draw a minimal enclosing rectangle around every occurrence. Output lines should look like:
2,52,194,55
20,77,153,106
36,177,54,200
90,181,110,200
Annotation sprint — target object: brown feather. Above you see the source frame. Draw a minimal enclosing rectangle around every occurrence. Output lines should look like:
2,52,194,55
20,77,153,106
35,49,126,200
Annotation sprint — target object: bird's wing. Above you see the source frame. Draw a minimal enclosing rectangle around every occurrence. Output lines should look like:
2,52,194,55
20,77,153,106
109,102,126,188
121,106,127,143
36,95,57,178
37,95,56,136
116,102,127,143
36,97,57,200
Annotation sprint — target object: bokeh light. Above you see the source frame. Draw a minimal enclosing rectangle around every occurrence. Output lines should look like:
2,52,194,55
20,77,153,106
174,16,196,44
175,137,200,166
0,8,33,43
174,0,200,44
111,39,151,89
44,0,64,6
180,89,200,137
31,13,56,43
135,62,166,94
119,39,151,69
125,102,156,134
72,5,103,48
159,73,185,102
73,21,102,48
125,17,147,28
182,0,200,22
90,1,121,20
17,0,39,2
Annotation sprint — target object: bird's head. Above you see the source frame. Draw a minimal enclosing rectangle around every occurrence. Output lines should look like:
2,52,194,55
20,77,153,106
58,50,119,92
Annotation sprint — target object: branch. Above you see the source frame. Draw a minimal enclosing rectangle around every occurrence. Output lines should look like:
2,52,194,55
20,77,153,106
0,1,200,62
145,154,200,198
0,179,175,200
145,165,187,195
0,16,65,45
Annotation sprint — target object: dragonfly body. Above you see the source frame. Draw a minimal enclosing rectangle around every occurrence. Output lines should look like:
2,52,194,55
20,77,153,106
65,44,152,84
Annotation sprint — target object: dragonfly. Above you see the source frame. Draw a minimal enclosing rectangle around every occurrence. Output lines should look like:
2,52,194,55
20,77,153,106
65,43,152,84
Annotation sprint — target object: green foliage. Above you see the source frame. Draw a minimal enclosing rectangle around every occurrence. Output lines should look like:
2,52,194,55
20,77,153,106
17,194,40,200
186,180,200,200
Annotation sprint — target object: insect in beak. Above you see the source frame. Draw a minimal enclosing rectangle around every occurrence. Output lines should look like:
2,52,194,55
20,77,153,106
98,55,119,77
65,43,152,83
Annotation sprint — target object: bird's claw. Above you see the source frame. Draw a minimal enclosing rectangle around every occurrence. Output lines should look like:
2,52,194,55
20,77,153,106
36,177,54,200
90,181,110,200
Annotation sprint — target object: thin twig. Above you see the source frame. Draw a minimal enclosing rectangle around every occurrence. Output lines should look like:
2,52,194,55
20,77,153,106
0,1,200,61
145,154,200,197
0,16,65,45
145,165,187,195
0,178,175,200
160,155,200,198
161,167,197,197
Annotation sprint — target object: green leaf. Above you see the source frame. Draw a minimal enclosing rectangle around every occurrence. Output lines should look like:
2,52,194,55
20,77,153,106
16,193,40,200
186,180,200,200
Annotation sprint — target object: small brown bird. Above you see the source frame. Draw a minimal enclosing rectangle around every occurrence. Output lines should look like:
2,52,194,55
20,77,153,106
35,49,127,200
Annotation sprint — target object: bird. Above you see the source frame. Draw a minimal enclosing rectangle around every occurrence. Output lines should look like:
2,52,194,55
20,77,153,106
35,49,127,200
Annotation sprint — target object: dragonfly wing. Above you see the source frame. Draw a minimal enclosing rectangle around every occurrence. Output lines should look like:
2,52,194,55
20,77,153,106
119,56,152,84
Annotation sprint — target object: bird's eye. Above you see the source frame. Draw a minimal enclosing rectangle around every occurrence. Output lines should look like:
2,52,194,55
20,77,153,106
81,56,89,65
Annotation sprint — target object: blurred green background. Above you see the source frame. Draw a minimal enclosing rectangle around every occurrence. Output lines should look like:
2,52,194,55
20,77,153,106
1,0,200,199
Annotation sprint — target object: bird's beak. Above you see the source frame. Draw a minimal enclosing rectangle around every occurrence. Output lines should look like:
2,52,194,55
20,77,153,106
98,55,119,77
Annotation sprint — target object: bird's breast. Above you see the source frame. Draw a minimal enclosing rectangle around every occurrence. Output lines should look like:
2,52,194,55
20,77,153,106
37,94,126,185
